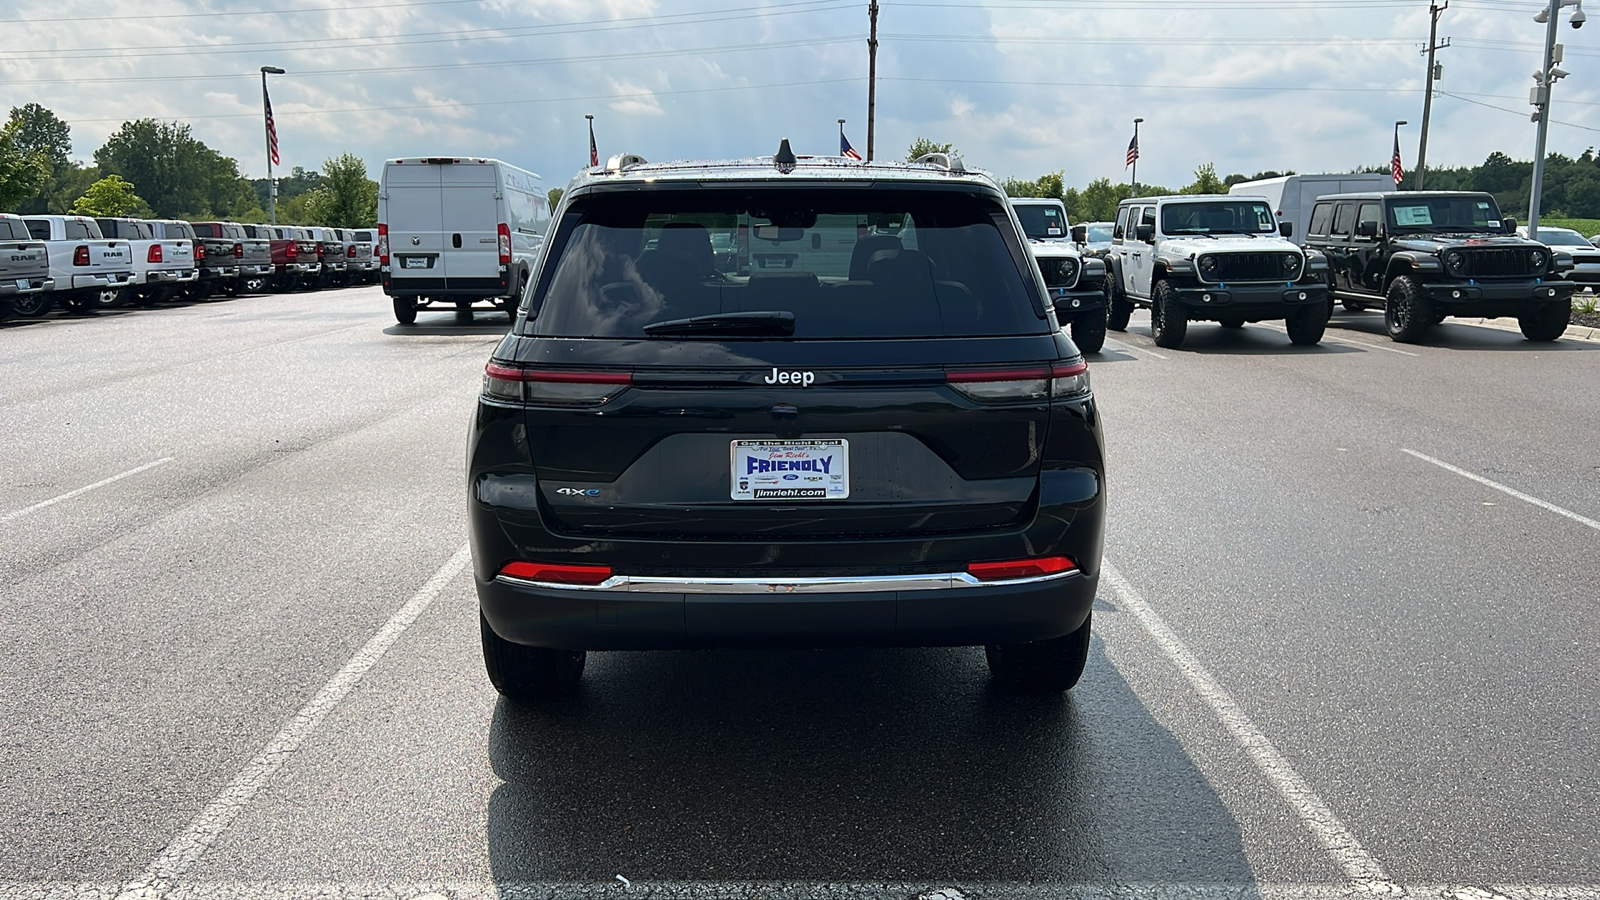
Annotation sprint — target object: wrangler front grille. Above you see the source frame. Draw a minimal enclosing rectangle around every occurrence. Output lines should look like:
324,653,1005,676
1460,248,1533,277
1202,252,1296,282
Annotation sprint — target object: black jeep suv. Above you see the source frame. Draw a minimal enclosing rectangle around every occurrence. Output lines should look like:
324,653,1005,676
1305,191,1575,342
467,148,1107,700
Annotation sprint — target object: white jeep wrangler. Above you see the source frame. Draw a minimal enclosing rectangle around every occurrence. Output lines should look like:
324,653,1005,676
1106,194,1331,349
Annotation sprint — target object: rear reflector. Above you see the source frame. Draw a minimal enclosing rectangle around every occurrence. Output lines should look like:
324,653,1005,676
966,556,1076,582
499,561,614,586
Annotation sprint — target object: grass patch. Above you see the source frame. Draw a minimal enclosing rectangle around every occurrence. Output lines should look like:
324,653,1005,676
1541,217,1600,237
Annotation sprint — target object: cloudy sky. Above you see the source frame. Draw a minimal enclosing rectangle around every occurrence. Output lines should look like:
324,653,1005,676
2,0,1595,192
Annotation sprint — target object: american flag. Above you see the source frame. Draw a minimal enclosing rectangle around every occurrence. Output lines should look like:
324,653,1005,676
264,83,280,166
1125,133,1139,168
588,117,599,167
1390,134,1404,186
840,131,862,161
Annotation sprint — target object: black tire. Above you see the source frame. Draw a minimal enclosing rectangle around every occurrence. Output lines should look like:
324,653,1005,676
244,276,265,294
392,295,417,325
1149,280,1187,349
1384,275,1433,343
1285,299,1330,345
481,612,586,700
12,291,55,318
61,291,94,314
986,612,1092,693
1518,300,1570,341
1107,280,1133,332
1218,316,1245,329
1069,308,1107,354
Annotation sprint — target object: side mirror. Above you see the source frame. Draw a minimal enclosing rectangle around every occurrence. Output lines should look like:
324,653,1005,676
1502,217,1517,233
1357,220,1379,238
1071,225,1087,243
1135,223,1155,242
1279,221,1294,238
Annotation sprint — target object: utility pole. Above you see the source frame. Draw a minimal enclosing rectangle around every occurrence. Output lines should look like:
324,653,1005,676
1416,0,1449,190
867,0,879,162
1528,0,1583,240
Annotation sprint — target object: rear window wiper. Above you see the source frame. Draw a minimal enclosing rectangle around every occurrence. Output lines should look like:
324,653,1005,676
642,310,796,338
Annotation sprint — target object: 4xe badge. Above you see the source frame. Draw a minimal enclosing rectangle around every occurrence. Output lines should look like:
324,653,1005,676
556,487,600,497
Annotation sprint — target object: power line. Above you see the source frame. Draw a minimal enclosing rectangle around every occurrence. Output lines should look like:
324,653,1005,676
1,0,484,23
1439,91,1600,133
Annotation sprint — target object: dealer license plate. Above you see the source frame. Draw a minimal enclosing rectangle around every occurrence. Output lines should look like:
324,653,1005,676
731,439,849,501
401,256,431,269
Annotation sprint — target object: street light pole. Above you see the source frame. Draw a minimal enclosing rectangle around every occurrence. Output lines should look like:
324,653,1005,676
1527,0,1580,241
261,66,285,225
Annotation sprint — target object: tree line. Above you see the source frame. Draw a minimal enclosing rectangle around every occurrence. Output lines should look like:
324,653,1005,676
0,103,377,227
908,136,1600,224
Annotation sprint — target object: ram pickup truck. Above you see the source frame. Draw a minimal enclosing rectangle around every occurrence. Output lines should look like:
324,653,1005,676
260,225,321,291
190,221,273,296
21,215,134,313
339,228,379,284
95,217,197,306
0,212,54,319
304,226,348,288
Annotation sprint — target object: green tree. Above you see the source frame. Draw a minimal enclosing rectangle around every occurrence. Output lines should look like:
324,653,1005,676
94,119,256,218
1180,162,1226,195
0,119,50,211
298,153,376,228
906,137,956,162
547,187,564,209
8,104,72,169
69,174,153,217
1001,171,1066,200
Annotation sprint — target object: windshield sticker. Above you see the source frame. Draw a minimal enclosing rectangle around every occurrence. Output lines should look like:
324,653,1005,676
1487,219,1500,227
1395,206,1433,226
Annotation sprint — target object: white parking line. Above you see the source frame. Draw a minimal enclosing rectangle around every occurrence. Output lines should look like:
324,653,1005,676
113,543,474,900
1100,561,1394,888
1254,322,1419,356
0,458,174,524
1402,449,1600,533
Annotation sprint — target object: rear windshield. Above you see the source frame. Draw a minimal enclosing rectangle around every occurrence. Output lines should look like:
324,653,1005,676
1014,204,1068,240
0,219,29,240
529,187,1047,340
353,230,374,242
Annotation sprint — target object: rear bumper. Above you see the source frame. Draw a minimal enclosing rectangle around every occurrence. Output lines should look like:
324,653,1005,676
142,269,197,285
278,262,318,275
240,263,274,276
69,272,133,290
385,275,511,298
0,276,53,296
478,567,1096,650
1049,285,1106,317
199,266,239,280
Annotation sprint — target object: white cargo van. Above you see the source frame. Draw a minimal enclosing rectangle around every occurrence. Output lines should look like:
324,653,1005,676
1227,174,1394,246
378,156,549,324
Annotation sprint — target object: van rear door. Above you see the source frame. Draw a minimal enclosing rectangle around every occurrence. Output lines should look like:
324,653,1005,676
439,161,501,289
385,162,443,282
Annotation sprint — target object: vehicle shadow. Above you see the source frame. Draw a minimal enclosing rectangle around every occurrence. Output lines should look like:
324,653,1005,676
483,639,1257,887
1330,311,1600,351
384,313,513,337
1141,323,1364,356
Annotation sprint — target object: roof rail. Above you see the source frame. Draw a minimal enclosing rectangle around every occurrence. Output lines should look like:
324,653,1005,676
913,152,966,174
605,153,649,172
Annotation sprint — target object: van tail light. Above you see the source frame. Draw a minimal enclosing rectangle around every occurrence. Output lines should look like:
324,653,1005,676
498,561,614,586
377,223,388,265
966,556,1076,582
73,245,90,266
148,244,163,264
483,363,631,407
232,242,243,259
498,223,511,264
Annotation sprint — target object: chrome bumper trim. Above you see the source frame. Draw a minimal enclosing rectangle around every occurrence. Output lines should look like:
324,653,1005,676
496,568,1079,594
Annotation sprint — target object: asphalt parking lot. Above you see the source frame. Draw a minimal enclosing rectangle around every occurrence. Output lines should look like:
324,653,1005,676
2,287,1597,900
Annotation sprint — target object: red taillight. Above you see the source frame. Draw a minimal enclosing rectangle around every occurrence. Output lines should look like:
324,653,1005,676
232,242,243,259
72,245,90,266
286,242,298,259
147,244,163,264
196,243,206,260
498,223,511,265
966,556,1076,582
946,367,1051,384
943,360,1090,401
316,244,325,258
498,561,614,586
483,363,632,406
377,223,388,265
347,245,356,258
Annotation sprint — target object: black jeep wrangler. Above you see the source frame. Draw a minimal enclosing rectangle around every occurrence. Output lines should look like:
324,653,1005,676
1305,191,1575,342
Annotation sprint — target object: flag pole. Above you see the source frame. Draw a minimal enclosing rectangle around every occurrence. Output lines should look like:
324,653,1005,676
586,114,597,168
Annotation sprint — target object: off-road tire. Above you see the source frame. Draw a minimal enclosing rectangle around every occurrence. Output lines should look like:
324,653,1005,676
986,612,1092,693
393,295,417,325
481,613,586,700
1384,275,1432,343
1150,280,1187,349
1285,300,1330,346
1518,300,1570,341
1218,316,1245,329
1107,281,1133,332
12,292,55,318
1070,309,1107,354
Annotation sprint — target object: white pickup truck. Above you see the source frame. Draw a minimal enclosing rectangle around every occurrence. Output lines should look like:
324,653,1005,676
1,212,55,319
94,217,197,306
21,215,135,313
